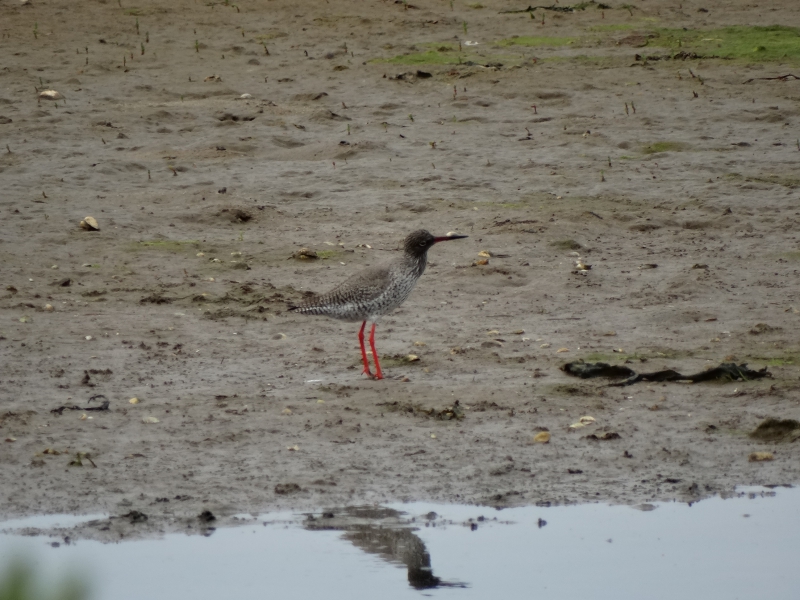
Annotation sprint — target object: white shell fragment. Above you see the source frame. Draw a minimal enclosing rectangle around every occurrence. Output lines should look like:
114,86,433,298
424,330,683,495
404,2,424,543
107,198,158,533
292,248,318,260
142,416,160,424
239,93,253,99
80,216,99,231
569,415,596,429
749,452,774,462
574,259,591,271
38,90,64,101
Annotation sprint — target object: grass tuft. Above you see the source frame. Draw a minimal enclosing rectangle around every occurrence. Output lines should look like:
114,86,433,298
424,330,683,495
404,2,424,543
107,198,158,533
649,26,800,62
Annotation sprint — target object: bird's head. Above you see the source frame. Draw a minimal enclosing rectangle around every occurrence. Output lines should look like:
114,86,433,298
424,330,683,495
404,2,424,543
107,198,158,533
403,229,468,258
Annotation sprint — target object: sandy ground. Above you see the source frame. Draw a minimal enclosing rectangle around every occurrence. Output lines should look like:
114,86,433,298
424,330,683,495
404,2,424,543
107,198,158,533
1,0,799,539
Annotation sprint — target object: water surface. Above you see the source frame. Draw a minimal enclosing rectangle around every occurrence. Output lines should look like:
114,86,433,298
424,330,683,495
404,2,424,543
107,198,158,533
1,487,797,600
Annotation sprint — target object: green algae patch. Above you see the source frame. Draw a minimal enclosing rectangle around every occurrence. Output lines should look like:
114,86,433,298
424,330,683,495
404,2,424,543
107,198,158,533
779,251,800,262
379,353,424,367
757,174,799,189
649,26,800,62
497,36,578,48
726,172,800,189
377,38,580,66
742,352,800,367
642,141,689,154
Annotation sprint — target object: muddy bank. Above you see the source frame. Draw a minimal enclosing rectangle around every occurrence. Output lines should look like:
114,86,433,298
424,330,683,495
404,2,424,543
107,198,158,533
1,0,799,536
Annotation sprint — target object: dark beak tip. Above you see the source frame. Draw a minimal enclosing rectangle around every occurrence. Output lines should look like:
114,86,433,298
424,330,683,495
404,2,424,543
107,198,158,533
435,234,468,242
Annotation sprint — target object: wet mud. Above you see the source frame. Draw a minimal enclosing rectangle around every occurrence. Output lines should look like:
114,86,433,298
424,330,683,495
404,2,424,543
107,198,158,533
1,0,799,536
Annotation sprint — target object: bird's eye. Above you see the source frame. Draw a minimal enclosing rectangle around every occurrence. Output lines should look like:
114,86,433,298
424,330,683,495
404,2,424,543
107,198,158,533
419,241,426,246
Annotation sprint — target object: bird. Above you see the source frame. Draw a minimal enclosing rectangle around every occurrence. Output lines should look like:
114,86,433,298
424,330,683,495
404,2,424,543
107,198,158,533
288,229,468,380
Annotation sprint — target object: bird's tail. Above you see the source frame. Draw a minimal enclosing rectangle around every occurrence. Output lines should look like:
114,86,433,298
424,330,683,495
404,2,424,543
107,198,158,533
287,303,324,315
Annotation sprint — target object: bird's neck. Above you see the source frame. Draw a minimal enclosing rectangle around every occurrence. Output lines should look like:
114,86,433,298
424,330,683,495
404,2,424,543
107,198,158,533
400,251,428,278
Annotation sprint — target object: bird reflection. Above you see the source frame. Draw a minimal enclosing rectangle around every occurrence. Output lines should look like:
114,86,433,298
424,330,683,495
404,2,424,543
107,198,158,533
304,507,467,590
344,528,443,589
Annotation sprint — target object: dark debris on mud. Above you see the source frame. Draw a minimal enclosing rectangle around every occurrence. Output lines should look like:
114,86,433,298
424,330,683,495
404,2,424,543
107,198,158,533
563,361,771,386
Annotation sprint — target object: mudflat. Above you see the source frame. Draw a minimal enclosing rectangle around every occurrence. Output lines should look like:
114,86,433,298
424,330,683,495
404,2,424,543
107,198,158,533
1,0,799,538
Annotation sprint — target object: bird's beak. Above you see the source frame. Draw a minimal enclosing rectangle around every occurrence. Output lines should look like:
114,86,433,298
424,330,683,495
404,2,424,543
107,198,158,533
433,234,468,243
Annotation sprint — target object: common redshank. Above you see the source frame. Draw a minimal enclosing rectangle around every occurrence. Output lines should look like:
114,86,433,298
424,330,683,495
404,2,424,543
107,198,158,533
288,229,468,380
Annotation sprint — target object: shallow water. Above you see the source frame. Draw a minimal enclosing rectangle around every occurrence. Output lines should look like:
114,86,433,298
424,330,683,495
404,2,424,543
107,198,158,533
1,487,798,600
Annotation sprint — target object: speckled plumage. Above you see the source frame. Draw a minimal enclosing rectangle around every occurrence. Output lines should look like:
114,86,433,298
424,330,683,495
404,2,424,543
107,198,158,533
290,230,439,322
289,229,467,380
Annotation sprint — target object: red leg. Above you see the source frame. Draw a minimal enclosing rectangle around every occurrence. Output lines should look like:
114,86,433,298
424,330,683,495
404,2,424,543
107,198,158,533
358,321,374,378
369,323,383,380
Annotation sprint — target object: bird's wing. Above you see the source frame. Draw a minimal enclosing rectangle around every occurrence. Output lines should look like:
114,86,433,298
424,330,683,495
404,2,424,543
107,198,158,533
292,265,394,314
325,265,394,305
